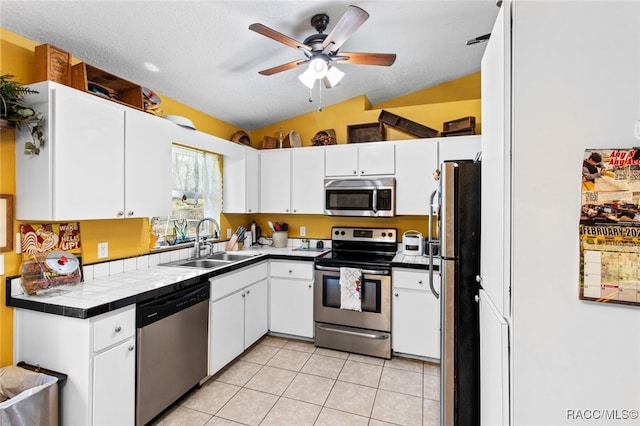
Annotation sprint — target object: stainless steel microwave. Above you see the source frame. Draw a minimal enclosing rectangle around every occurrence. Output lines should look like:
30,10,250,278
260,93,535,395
324,177,395,217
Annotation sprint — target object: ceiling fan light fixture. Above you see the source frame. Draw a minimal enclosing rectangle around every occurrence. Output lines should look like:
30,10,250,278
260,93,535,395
309,57,328,78
324,65,345,88
298,67,317,88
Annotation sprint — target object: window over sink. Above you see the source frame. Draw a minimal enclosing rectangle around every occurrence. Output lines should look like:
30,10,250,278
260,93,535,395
151,144,222,246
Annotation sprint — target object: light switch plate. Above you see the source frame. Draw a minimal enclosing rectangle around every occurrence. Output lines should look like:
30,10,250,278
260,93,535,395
300,226,306,237
97,242,109,259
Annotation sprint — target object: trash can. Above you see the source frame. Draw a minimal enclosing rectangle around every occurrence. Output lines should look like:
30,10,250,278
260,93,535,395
0,364,65,426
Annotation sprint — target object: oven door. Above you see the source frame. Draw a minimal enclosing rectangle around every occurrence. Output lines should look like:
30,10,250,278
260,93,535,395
314,266,391,332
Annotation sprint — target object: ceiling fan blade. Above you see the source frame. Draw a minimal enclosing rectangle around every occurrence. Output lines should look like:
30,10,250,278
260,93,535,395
335,52,397,66
258,59,308,76
322,5,369,52
249,23,311,52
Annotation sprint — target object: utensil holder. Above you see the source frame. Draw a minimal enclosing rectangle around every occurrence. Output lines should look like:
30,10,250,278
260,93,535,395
272,231,288,248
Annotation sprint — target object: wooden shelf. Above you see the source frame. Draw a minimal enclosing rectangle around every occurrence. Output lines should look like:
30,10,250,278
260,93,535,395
71,63,143,110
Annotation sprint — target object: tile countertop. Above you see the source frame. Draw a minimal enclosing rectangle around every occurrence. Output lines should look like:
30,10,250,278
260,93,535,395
6,242,437,319
6,243,329,320
391,252,440,270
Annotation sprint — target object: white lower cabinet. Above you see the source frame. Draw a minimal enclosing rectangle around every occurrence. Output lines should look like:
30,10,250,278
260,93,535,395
392,268,441,359
208,262,269,375
14,305,136,426
269,260,314,338
92,338,136,425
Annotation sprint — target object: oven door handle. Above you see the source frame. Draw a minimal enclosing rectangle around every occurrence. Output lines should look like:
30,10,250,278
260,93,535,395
314,265,389,275
316,323,390,340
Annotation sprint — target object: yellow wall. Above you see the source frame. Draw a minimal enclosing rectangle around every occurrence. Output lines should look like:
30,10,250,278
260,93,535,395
0,27,481,365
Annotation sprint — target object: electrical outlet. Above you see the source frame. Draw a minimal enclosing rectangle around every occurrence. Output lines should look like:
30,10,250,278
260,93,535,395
227,228,232,239
300,226,306,237
97,242,109,259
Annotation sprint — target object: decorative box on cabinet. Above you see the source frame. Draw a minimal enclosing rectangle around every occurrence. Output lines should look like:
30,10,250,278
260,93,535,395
72,62,144,110
347,122,386,143
378,110,438,138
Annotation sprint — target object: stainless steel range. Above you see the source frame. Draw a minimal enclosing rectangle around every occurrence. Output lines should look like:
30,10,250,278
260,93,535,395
314,227,397,359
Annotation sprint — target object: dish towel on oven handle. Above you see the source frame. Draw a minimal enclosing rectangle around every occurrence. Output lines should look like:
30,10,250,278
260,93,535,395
340,267,362,312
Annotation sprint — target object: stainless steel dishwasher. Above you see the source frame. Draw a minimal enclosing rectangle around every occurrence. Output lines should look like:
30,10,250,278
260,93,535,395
136,282,210,425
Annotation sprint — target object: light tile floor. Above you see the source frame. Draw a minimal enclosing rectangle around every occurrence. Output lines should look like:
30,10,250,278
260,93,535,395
151,336,440,426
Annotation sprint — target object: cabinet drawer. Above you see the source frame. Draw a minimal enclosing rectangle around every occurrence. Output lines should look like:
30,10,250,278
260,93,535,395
210,262,268,301
93,306,135,352
270,261,313,280
392,269,434,291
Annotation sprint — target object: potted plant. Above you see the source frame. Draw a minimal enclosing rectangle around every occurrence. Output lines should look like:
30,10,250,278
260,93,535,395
0,74,45,155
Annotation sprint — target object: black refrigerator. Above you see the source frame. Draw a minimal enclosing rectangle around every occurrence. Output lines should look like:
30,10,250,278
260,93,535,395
438,160,481,426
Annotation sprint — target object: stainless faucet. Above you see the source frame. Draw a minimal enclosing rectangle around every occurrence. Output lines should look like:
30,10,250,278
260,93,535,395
193,217,220,258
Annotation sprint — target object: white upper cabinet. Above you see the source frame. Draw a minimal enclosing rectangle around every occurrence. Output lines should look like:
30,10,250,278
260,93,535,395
325,142,395,177
438,135,481,163
223,146,260,213
259,147,325,214
291,146,325,214
395,139,439,215
124,108,174,218
15,81,173,220
260,149,291,213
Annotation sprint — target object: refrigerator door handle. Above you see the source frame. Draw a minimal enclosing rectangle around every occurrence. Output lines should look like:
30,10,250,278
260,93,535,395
429,268,440,299
428,189,440,299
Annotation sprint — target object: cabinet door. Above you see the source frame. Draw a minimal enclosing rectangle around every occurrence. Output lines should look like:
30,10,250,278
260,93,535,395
260,150,291,212
246,148,260,213
438,135,481,163
395,140,438,215
93,338,136,426
124,108,174,218
270,278,314,338
244,279,268,348
325,144,359,176
392,286,440,359
53,86,125,219
209,292,244,375
291,147,325,213
358,142,395,175
479,290,509,426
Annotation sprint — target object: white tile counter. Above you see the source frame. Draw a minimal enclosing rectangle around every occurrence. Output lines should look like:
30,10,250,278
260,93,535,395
7,243,329,319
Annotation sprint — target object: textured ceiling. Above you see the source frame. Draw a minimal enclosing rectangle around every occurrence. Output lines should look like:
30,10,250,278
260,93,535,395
0,0,499,130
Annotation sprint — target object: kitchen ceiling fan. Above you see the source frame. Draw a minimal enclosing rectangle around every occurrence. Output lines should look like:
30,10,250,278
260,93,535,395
249,4,396,89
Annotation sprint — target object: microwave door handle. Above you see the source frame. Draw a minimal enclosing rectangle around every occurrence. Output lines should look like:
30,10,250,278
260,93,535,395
372,187,378,214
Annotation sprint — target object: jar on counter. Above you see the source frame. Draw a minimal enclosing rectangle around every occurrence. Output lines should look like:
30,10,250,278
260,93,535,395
20,250,82,296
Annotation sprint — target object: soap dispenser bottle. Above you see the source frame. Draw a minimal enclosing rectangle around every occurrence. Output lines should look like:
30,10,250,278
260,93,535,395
250,220,257,245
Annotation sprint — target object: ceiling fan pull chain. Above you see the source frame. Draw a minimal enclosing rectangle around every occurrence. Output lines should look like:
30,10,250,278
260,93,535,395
318,81,323,112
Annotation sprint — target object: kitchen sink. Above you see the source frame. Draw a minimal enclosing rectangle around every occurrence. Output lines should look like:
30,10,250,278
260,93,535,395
166,259,231,269
206,252,259,262
159,251,260,270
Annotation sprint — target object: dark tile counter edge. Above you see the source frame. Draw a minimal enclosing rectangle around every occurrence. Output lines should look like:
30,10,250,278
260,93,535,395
6,253,319,319
390,261,439,271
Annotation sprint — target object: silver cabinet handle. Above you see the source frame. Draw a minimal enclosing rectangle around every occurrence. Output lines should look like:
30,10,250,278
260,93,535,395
308,284,312,289
246,289,250,295
394,292,399,297
289,270,293,274
115,326,122,333
128,345,135,351
241,292,246,298
127,211,134,216
418,280,423,285
117,211,124,217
